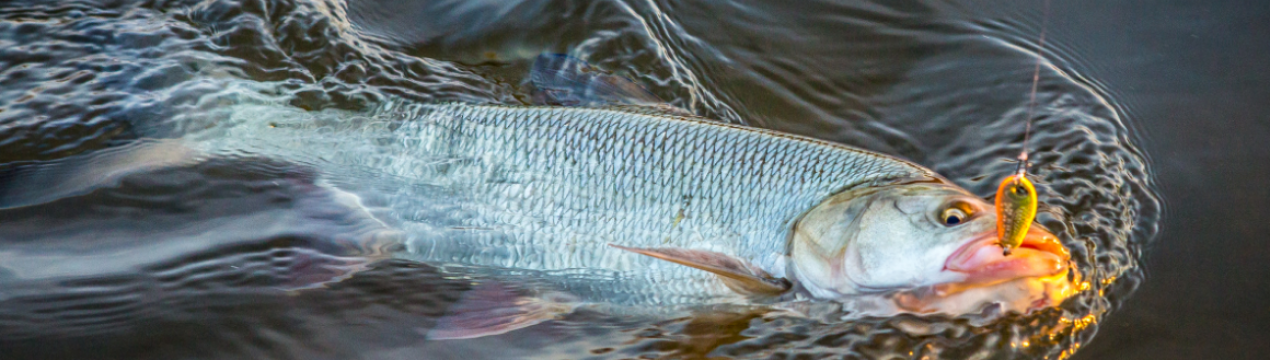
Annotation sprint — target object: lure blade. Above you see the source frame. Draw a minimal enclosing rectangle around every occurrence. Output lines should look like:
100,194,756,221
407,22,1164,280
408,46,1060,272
995,173,1037,255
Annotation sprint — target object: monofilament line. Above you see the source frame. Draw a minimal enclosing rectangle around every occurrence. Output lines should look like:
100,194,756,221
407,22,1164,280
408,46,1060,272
1019,0,1050,176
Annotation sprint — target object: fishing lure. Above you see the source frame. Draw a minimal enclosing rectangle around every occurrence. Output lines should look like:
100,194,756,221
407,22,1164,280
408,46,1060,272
995,166,1037,255
996,0,1049,255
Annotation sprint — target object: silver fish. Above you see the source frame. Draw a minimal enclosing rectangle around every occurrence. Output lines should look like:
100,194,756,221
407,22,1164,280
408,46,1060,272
170,56,1077,338
200,100,1070,298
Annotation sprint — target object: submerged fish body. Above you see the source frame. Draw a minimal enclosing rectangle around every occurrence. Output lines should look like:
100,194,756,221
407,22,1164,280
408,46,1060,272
199,100,1071,304
170,56,1075,336
203,102,936,299
386,103,937,268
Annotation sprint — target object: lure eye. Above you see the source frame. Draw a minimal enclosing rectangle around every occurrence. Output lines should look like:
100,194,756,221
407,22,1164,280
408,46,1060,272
1012,184,1029,196
941,207,969,226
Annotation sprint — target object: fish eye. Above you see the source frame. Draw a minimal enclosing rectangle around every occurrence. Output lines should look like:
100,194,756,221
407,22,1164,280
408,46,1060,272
940,206,970,226
1012,185,1028,196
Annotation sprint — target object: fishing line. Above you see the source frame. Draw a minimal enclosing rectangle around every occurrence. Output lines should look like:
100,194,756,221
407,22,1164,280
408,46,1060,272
995,0,1051,256
1024,0,1082,285
1018,0,1051,175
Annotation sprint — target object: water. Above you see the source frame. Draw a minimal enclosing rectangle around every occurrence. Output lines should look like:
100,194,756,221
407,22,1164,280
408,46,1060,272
0,0,1217,358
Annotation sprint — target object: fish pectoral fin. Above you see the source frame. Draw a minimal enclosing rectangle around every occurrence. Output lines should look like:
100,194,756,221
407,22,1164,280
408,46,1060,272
426,281,578,340
529,54,693,117
608,244,791,297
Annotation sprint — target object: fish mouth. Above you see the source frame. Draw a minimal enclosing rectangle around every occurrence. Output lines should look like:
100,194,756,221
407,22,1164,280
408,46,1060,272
944,227,1070,286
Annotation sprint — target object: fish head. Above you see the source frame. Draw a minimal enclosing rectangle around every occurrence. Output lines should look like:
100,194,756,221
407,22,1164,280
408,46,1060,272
789,181,1071,312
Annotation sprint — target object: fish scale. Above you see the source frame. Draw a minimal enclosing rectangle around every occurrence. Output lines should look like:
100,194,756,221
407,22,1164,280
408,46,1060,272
384,104,936,267
204,101,939,303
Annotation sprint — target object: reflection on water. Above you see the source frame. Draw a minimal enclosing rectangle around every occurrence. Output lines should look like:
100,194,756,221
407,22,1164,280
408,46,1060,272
0,0,1159,358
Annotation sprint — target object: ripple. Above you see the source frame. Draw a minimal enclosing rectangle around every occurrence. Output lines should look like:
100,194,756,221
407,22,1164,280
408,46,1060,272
0,0,1159,358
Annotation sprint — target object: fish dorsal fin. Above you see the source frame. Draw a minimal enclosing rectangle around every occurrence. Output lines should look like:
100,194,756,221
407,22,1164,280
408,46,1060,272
608,244,791,297
530,54,693,117
598,104,696,118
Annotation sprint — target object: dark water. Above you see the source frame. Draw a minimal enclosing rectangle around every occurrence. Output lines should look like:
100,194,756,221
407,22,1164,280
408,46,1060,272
0,0,1252,358
1048,2,1270,359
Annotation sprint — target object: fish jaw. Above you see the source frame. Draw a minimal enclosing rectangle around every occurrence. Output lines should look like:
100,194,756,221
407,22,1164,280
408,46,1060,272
944,226,1069,286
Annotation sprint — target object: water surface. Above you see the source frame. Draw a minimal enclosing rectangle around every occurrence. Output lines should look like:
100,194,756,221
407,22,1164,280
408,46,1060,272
0,0,1164,358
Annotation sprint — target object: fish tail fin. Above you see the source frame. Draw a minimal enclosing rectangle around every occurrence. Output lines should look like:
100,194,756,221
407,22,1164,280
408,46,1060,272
0,140,198,209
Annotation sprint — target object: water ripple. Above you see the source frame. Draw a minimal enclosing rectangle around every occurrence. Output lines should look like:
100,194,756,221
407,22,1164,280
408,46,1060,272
0,0,1159,358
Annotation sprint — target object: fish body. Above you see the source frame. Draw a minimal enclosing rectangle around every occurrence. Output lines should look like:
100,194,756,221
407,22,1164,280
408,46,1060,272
206,102,940,303
390,103,937,268
179,56,1074,334
201,98,1070,306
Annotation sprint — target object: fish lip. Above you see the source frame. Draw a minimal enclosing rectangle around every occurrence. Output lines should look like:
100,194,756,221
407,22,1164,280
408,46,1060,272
943,227,1070,285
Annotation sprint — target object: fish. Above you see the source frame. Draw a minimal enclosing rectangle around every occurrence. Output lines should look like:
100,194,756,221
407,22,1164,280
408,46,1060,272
130,54,1076,339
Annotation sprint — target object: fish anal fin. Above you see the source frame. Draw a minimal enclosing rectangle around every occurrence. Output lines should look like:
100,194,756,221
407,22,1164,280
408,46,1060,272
608,244,790,297
427,281,578,340
530,54,693,117
276,228,404,292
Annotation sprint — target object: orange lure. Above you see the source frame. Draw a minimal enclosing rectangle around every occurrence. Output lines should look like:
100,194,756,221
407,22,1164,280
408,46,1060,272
995,170,1037,256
